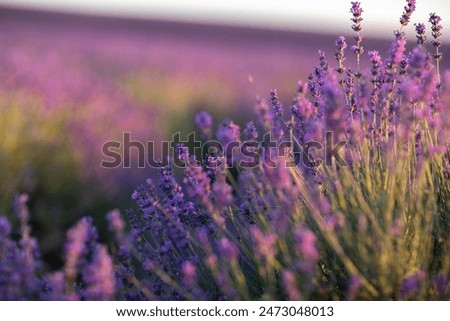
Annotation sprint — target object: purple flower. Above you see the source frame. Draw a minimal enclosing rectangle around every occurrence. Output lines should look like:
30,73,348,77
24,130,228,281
204,154,226,184
255,95,271,131
368,50,384,111
195,110,213,129
400,0,416,27
346,276,362,300
292,93,315,122
64,217,91,281
182,261,197,288
408,48,433,85
195,111,213,138
399,55,409,76
219,238,239,261
107,209,125,234
420,69,439,103
43,272,66,300
157,163,185,207
429,13,443,61
400,270,425,298
216,120,241,165
351,42,364,56
415,23,427,45
0,217,11,238
388,31,407,66
318,50,329,73
350,2,363,32
415,127,423,157
282,270,302,300
216,120,240,145
125,209,140,233
270,89,284,117
335,36,347,74
84,245,115,300
263,153,293,190
368,51,383,70
433,273,449,299
295,227,319,263
13,194,29,224
183,157,211,206
307,73,322,112
212,182,233,205
344,69,358,113
176,144,190,165
324,214,345,231
243,121,258,141
250,226,277,263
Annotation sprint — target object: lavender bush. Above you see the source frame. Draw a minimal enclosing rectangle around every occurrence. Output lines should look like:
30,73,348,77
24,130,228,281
0,1,449,300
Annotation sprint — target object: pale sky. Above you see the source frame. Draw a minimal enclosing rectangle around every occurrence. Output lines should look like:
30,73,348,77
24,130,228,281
1,0,449,41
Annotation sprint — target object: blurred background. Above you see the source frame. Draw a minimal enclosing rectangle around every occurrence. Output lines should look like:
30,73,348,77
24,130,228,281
0,0,448,266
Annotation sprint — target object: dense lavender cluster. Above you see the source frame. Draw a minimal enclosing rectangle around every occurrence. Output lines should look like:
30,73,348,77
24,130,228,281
0,1,449,300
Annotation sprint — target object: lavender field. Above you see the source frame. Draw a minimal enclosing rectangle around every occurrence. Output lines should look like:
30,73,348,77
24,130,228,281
0,1,449,300
0,7,326,259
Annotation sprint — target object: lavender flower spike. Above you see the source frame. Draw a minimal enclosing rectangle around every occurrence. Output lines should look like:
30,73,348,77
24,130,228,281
84,245,116,300
212,182,233,205
350,2,363,32
64,217,91,281
295,227,319,263
270,89,284,117
368,51,382,77
243,121,258,141
400,270,425,299
388,31,407,66
182,261,197,288
0,216,11,238
429,13,443,84
107,209,125,234
429,13,443,61
350,1,364,71
219,238,239,261
400,0,416,27
195,110,213,139
282,270,302,300
14,194,30,225
335,36,347,74
415,23,426,46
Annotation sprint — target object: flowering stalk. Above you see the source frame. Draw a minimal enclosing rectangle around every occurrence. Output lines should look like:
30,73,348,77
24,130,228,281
400,0,416,29
415,23,427,48
429,13,443,86
335,36,350,108
350,2,364,79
